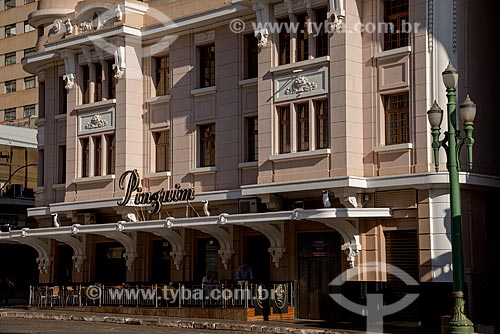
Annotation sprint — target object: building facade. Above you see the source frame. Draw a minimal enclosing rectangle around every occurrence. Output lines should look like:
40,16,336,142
0,0,39,128
1,0,497,328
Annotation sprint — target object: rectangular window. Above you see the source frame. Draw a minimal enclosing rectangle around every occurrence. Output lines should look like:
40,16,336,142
278,106,291,153
25,0,36,4
244,34,258,79
82,65,90,104
5,0,15,9
155,55,170,96
106,134,115,175
58,145,66,184
278,19,291,65
95,62,103,102
24,48,36,57
4,108,16,121
154,131,170,172
384,92,410,145
38,149,44,187
59,76,67,114
5,80,16,93
81,138,90,178
5,52,16,66
246,116,258,162
316,100,329,149
315,8,329,57
23,105,36,118
5,24,16,37
24,21,35,33
200,124,216,167
107,60,116,99
94,136,102,176
296,14,309,62
383,0,409,50
199,44,215,88
296,103,310,151
24,76,36,89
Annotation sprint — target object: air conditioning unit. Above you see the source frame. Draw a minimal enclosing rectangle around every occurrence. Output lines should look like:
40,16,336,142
77,212,96,224
239,198,259,214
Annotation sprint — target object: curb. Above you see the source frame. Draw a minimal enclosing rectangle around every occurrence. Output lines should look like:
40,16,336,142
0,310,358,334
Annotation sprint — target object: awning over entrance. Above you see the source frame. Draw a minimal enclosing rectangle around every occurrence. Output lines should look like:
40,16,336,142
0,208,391,273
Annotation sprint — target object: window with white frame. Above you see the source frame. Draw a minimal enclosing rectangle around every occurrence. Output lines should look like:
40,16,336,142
153,130,170,172
4,108,16,121
5,24,16,37
199,124,215,167
24,76,36,89
276,99,330,154
24,21,35,33
5,52,16,66
5,80,16,93
4,0,15,9
23,105,36,118
24,47,36,57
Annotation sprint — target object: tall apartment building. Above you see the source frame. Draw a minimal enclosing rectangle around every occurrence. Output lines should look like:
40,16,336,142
0,0,38,128
1,0,497,329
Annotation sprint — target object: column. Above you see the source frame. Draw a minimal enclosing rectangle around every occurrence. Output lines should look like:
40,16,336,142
88,63,96,103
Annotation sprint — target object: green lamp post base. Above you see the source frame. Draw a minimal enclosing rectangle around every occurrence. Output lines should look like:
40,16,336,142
449,292,474,334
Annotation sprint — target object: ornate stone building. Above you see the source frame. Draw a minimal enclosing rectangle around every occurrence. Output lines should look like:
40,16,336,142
0,0,497,328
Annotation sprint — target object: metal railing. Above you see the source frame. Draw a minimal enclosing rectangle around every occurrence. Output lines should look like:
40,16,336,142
29,282,295,309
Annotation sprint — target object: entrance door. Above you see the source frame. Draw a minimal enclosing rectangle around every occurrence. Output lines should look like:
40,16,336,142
151,240,171,283
298,232,342,320
55,244,73,284
95,242,126,285
245,235,270,283
384,230,420,321
195,238,219,282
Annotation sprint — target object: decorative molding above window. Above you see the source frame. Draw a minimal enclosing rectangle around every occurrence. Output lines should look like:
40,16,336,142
144,171,172,179
191,86,217,96
77,105,115,136
146,95,171,104
72,174,115,184
374,143,413,153
270,148,331,161
274,66,328,102
190,166,218,174
195,31,215,44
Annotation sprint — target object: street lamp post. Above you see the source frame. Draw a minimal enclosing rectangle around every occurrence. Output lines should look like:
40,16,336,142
427,63,475,334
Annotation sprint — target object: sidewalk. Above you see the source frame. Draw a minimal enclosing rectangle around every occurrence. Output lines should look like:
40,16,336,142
0,306,434,334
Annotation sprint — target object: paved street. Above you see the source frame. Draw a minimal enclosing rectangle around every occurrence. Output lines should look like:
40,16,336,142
0,318,239,334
